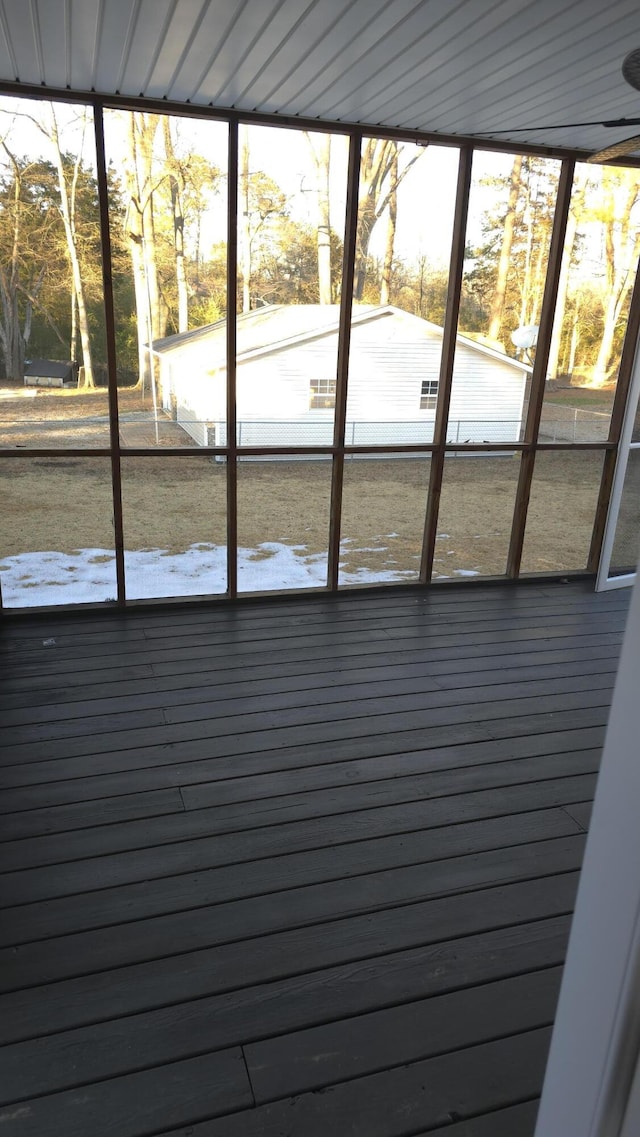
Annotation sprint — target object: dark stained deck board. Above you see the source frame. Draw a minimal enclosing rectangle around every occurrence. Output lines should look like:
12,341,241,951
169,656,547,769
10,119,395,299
412,1101,541,1137
244,966,563,1102
0,1048,253,1137
0,787,186,842
0,643,623,719
0,878,576,1100
0,750,600,871
0,723,608,813
0,627,625,704
563,800,593,830
0,838,583,1000
0,583,626,647
0,669,616,751
0,581,628,1136
0,604,627,682
157,1028,552,1137
0,651,620,728
0,705,613,803
0,809,582,949
0,688,616,780
0,777,595,906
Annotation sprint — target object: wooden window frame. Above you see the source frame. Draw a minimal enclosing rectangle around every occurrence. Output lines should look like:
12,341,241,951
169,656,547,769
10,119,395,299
0,88,638,612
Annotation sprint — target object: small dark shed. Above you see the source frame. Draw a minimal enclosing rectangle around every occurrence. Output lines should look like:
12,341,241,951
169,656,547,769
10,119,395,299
24,359,78,388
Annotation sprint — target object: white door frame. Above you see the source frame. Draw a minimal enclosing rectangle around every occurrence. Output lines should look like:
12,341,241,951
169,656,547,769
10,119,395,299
596,337,640,590
534,571,640,1137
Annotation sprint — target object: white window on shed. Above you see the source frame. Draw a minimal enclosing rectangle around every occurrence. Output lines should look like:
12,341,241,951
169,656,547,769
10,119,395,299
310,377,336,409
420,379,438,410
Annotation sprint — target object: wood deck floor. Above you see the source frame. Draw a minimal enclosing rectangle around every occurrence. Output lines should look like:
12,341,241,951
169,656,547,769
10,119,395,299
0,580,630,1136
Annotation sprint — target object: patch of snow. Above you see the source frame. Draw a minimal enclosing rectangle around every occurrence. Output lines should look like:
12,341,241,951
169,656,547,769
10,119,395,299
453,568,480,577
350,546,388,553
0,541,419,608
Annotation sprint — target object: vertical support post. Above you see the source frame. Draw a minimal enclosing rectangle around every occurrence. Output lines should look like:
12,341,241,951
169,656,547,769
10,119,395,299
506,158,574,578
420,146,473,583
327,130,362,591
588,257,640,573
226,121,239,599
94,105,126,605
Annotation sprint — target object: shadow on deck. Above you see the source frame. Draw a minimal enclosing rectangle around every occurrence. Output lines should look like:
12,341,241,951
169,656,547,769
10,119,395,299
0,580,630,1136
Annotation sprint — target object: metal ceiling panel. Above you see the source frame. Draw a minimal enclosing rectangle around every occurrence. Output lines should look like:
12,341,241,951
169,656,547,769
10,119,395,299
93,0,141,94
1,0,640,157
424,6,639,135
357,0,583,125
1,0,43,83
69,0,102,91
143,0,210,98
419,0,626,126
34,0,71,88
165,0,251,102
231,0,370,109
209,0,333,107
308,0,485,120
118,0,176,96
270,0,437,118
195,0,298,104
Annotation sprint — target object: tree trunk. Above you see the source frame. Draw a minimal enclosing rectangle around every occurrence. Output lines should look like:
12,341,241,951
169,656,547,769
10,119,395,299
304,133,332,304
588,182,640,388
0,144,26,380
47,105,95,388
380,148,398,305
487,154,522,344
70,286,77,362
240,125,251,312
122,113,163,388
547,175,586,380
163,118,189,333
354,139,422,302
568,305,580,374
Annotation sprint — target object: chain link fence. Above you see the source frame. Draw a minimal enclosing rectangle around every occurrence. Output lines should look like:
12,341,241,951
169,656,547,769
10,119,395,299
539,403,610,443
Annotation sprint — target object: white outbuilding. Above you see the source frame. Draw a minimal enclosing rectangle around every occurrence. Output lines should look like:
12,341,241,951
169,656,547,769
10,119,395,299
153,304,530,449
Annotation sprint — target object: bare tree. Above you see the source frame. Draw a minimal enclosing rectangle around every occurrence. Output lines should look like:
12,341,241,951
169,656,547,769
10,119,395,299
239,125,251,312
48,106,95,386
354,140,423,301
163,118,188,333
547,171,587,380
304,132,332,303
486,155,522,345
121,112,164,387
588,171,640,387
3,104,97,386
380,146,398,305
0,142,30,380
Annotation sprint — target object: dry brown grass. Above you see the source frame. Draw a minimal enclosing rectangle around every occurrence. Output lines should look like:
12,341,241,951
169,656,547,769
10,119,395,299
0,383,618,579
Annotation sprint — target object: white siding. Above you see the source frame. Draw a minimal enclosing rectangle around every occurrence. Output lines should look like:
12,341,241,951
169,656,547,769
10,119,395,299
449,344,527,443
162,310,527,449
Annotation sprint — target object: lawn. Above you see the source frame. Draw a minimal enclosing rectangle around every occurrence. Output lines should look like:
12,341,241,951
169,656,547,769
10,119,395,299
0,382,630,604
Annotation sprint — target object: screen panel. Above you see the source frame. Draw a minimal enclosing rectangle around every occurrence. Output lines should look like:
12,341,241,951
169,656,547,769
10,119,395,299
339,456,431,586
120,456,227,599
0,457,116,607
237,458,332,592
521,450,605,573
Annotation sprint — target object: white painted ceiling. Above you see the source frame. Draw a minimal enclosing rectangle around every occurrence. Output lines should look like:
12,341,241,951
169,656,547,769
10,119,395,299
1,0,640,155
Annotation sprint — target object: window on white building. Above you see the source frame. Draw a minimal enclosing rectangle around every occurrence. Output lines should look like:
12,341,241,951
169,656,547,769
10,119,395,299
420,379,438,410
310,377,337,409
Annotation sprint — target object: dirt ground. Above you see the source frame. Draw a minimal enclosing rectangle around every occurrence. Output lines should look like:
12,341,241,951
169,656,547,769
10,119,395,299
0,381,632,580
